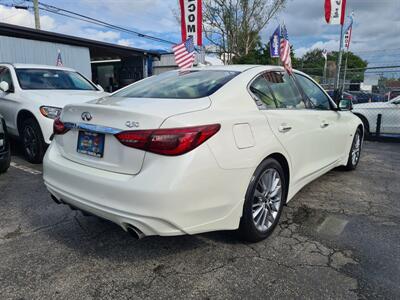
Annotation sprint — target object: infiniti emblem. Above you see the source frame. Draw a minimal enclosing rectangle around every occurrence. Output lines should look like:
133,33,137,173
81,112,92,122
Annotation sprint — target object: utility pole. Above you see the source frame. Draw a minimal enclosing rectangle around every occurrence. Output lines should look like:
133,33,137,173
33,0,41,30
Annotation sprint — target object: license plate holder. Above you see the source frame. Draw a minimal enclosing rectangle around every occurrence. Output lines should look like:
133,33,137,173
77,131,105,158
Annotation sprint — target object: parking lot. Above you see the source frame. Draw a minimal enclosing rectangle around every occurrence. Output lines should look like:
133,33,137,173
0,141,399,299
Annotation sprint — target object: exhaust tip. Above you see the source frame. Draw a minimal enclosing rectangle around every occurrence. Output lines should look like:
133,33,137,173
51,194,62,204
126,225,145,240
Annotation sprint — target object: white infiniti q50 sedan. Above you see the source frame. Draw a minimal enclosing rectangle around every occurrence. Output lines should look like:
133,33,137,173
43,65,363,242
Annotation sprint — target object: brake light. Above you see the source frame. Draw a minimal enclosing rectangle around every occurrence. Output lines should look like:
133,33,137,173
115,124,221,156
53,118,69,135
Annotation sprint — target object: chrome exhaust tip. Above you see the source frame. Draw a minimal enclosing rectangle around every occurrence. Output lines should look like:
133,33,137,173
51,194,62,204
126,225,145,240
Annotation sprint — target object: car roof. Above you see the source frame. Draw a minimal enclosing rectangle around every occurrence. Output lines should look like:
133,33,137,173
190,64,288,73
0,63,76,72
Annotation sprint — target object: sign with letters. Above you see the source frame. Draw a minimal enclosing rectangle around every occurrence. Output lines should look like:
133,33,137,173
179,0,202,46
325,0,347,25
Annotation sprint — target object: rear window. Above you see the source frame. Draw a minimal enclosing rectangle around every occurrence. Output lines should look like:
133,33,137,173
113,70,239,99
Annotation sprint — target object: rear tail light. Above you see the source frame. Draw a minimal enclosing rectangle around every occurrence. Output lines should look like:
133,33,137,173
53,118,70,135
115,124,221,156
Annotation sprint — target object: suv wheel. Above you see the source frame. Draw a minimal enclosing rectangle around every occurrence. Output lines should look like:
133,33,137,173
239,158,287,242
21,118,46,164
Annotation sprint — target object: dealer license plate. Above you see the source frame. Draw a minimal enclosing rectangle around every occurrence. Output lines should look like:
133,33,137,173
77,131,105,158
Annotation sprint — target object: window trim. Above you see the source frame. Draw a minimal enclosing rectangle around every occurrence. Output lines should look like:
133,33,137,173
247,70,309,110
293,73,338,111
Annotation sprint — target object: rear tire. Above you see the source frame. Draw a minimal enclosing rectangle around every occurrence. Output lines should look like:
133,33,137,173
21,118,46,164
345,128,362,171
238,158,287,242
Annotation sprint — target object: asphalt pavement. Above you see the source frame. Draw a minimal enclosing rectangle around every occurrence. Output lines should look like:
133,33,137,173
0,141,399,299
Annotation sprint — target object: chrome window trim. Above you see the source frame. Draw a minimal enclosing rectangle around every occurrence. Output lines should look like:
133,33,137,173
64,122,122,134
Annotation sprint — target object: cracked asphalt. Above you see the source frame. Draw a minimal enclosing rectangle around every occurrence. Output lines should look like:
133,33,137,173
0,141,399,299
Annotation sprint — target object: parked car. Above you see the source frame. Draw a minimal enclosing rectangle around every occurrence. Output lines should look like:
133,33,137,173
0,114,10,173
385,90,400,101
326,90,356,103
43,66,363,242
0,63,108,163
353,96,400,135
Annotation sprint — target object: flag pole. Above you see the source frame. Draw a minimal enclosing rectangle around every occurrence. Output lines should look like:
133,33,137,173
342,50,349,92
334,24,344,100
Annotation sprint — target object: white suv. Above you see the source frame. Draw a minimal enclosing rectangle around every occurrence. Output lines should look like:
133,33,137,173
0,63,108,163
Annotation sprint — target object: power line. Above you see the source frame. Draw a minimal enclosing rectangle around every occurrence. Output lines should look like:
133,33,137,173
7,0,177,45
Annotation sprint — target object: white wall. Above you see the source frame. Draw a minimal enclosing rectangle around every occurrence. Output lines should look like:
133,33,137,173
0,35,92,79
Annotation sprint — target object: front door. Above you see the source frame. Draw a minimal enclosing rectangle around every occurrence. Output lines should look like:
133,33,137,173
381,99,400,134
0,67,19,135
294,73,350,164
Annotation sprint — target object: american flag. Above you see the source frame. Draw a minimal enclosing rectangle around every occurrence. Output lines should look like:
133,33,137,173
56,50,63,67
279,25,292,74
173,37,195,70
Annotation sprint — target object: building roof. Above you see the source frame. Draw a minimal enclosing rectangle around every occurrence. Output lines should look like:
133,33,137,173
386,80,400,89
0,22,160,57
11,63,75,71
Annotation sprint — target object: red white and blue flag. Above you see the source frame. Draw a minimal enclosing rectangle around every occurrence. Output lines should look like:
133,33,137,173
280,25,292,74
173,37,195,70
56,50,63,67
343,16,353,49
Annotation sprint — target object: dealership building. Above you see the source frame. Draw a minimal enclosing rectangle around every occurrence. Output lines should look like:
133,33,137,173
0,22,159,92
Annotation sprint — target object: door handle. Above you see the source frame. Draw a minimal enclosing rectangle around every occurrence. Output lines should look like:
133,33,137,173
278,124,292,133
320,122,330,128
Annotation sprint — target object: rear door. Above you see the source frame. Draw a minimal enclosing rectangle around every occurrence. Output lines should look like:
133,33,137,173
249,71,327,187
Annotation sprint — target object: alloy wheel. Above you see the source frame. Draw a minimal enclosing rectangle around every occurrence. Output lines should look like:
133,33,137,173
23,126,38,159
252,168,282,232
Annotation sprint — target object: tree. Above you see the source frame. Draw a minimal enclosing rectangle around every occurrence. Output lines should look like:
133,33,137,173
232,40,299,67
299,48,368,82
203,0,286,63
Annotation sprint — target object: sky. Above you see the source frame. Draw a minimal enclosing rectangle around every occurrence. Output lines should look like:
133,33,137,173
0,0,399,82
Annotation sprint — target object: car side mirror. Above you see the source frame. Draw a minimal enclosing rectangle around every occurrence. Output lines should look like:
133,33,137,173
339,99,353,111
96,84,104,92
0,81,9,93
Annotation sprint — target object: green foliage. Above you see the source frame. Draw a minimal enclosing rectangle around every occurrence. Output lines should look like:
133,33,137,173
300,49,368,82
232,41,299,67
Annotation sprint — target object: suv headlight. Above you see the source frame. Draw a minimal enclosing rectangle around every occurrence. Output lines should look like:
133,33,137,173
40,106,62,119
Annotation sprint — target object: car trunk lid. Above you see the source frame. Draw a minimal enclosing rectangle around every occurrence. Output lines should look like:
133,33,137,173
54,96,211,175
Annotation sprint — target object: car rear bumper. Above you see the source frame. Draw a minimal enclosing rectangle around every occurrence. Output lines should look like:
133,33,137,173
43,142,251,237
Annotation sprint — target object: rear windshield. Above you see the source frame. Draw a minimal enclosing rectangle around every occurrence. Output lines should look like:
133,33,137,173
113,70,239,99
15,69,97,90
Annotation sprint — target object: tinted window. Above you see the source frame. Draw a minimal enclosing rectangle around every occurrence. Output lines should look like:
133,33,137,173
264,72,305,109
0,68,14,90
15,69,97,90
113,70,239,99
249,75,276,109
296,74,331,110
